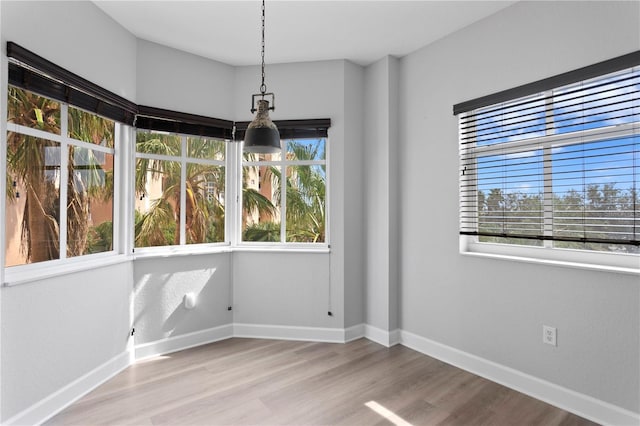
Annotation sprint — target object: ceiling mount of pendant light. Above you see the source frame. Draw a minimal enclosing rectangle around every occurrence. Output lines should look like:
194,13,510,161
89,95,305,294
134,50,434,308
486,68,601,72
244,0,280,154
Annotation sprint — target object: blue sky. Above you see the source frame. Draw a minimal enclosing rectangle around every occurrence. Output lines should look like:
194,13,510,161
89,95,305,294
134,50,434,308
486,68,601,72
472,67,639,201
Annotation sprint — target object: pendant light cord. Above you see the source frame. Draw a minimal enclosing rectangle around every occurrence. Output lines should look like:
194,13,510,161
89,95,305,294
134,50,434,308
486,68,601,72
260,0,267,96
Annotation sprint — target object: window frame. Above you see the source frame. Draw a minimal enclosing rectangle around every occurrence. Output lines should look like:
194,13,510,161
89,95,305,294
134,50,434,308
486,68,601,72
3,89,130,285
456,56,640,273
236,136,330,249
133,130,230,255
2,43,138,285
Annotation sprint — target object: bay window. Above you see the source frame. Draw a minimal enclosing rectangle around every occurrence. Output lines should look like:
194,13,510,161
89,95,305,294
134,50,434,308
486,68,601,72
3,43,331,284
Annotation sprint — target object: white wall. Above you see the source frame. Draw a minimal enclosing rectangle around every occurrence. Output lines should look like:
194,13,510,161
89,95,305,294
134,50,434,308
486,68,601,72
0,2,137,422
136,39,235,120
1,1,137,102
398,0,640,412
232,60,366,330
133,254,232,345
233,252,331,327
343,60,366,328
388,56,400,333
1,263,133,421
364,56,400,333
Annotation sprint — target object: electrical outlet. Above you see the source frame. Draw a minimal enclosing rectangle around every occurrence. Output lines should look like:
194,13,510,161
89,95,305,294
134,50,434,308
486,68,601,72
543,325,557,346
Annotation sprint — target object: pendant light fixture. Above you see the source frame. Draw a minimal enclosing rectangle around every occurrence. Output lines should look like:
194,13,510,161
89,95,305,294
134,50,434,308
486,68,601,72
244,0,281,154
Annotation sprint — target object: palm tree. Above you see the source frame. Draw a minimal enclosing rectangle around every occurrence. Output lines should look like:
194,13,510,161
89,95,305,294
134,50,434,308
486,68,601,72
67,107,115,256
135,134,228,246
241,154,278,241
243,140,326,243
284,141,326,242
6,86,114,264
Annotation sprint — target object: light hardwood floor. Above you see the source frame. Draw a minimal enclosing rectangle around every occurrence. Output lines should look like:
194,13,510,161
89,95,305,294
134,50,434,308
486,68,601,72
46,338,599,426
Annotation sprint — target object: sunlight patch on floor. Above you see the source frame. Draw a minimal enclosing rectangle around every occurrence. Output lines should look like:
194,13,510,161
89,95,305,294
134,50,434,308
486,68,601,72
365,401,413,426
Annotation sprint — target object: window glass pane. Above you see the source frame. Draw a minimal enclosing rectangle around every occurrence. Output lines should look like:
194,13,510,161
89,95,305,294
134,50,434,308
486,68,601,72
286,138,326,161
7,86,61,134
553,69,640,134
241,137,327,244
67,148,114,257
476,149,544,246
5,134,61,266
68,107,115,148
136,132,182,156
461,64,639,258
473,95,546,146
552,137,639,253
186,164,225,244
135,131,228,248
242,165,280,242
187,136,225,160
286,165,326,243
135,159,181,247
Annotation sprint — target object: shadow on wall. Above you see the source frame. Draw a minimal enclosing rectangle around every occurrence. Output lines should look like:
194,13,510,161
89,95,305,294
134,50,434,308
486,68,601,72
133,255,232,343
162,270,216,336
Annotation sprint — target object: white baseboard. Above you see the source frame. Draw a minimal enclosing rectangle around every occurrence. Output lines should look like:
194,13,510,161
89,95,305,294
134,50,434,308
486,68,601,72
3,351,130,426
11,325,637,426
233,323,347,343
364,324,401,347
344,323,366,342
399,330,640,426
134,324,234,360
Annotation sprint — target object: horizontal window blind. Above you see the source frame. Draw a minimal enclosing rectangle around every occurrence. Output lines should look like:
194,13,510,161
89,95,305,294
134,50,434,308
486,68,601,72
7,42,137,125
457,56,640,252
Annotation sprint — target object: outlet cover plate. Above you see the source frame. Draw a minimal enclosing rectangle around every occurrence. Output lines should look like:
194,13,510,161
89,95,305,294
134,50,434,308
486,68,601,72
543,325,557,346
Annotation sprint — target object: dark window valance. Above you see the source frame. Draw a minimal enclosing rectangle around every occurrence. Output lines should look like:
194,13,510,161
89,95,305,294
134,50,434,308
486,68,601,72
136,105,234,140
7,42,330,141
7,42,138,125
235,118,331,140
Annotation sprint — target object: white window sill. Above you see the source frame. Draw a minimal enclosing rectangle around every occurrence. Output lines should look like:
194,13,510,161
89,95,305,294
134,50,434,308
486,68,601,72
133,244,232,260
461,240,640,276
132,244,330,260
233,244,330,254
4,244,331,286
3,253,132,287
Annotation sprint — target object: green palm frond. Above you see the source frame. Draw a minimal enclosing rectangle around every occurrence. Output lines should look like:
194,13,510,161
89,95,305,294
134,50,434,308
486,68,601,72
135,197,176,247
243,222,280,242
243,187,276,218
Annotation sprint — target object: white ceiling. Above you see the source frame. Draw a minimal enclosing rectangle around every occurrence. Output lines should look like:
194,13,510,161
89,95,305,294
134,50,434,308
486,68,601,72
94,1,516,67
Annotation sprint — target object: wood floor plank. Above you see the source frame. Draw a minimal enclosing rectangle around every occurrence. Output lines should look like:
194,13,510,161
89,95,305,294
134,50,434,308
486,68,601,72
46,338,600,426
144,346,362,424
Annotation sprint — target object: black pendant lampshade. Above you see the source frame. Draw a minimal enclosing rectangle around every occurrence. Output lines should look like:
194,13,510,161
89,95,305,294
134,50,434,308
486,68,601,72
244,99,280,153
244,0,281,154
